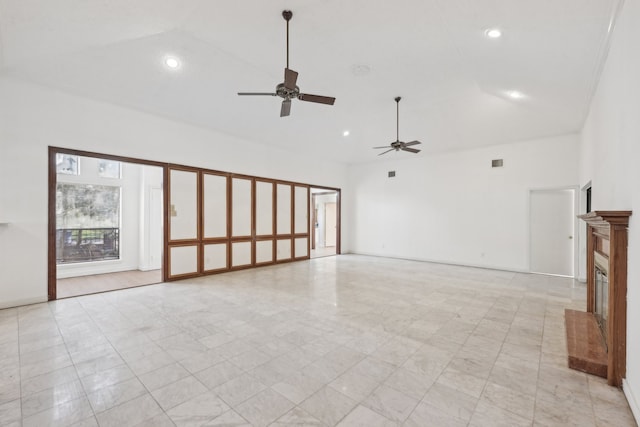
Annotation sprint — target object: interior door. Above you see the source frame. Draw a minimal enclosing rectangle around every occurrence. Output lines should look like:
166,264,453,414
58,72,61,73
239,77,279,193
325,202,337,247
530,189,575,276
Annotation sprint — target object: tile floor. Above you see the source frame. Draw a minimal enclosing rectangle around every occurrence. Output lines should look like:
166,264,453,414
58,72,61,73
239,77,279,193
0,255,636,426
57,270,162,299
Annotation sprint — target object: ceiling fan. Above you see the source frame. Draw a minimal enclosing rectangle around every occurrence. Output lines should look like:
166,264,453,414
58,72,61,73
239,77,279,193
237,10,335,117
373,97,422,156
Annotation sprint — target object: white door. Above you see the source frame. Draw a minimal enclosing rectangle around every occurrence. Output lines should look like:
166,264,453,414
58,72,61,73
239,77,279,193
530,189,575,276
325,202,337,247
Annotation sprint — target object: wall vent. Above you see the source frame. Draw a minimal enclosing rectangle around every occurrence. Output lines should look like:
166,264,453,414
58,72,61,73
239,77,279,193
388,171,396,178
491,159,504,168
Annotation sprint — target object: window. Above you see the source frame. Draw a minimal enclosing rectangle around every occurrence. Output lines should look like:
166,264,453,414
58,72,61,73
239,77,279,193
56,183,121,263
98,159,121,178
56,154,79,175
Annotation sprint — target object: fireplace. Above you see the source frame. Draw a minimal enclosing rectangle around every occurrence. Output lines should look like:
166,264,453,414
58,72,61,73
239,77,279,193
594,251,608,349
570,210,632,387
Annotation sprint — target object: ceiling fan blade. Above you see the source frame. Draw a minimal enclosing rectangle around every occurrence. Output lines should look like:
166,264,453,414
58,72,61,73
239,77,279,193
297,93,335,105
378,148,395,156
238,92,277,96
401,147,421,153
404,140,422,147
284,68,298,90
372,146,391,149
280,99,292,117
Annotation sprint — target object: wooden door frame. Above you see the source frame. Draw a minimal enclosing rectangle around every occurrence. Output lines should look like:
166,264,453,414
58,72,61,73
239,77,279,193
48,147,167,301
309,188,341,255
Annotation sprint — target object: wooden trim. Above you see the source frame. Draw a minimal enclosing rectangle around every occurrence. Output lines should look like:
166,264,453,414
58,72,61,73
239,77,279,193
311,194,316,250
167,166,201,243
162,166,169,282
230,238,253,270
201,171,229,240
579,211,632,227
47,148,57,301
310,187,341,255
336,190,342,254
230,176,250,238
49,147,169,299
609,224,628,386
202,237,229,244
202,241,229,274
251,179,257,266
271,181,277,241
50,146,166,168
226,174,232,270
49,146,337,290
167,244,200,280
254,237,275,266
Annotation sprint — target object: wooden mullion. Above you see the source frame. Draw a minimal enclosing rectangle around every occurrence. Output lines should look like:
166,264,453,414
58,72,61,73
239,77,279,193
226,175,232,270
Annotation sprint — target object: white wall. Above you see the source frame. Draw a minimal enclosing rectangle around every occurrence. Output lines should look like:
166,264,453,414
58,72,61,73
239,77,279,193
138,164,163,271
348,134,579,272
579,0,640,420
0,77,348,308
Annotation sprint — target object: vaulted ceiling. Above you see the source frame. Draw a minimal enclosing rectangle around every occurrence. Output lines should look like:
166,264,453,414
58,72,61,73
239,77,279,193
0,0,620,163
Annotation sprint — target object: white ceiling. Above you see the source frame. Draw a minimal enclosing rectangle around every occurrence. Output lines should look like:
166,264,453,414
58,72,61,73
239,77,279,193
0,0,619,164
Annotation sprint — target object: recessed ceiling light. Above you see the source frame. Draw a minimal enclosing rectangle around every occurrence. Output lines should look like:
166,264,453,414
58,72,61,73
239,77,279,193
485,28,502,39
343,130,350,137
507,90,525,99
164,56,181,70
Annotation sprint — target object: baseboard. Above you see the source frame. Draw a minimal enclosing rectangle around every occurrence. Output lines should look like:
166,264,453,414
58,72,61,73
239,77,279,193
348,251,529,274
57,263,138,279
623,379,640,425
0,296,47,310
138,265,161,272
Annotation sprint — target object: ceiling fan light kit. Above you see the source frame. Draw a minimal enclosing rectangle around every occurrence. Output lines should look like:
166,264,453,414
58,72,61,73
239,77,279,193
237,10,336,117
372,97,422,156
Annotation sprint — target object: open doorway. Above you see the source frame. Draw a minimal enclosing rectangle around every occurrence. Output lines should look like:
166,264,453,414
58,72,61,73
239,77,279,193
310,187,340,258
49,148,165,299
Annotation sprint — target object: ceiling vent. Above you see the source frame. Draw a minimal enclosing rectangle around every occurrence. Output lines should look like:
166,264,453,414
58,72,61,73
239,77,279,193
388,171,396,177
491,159,504,168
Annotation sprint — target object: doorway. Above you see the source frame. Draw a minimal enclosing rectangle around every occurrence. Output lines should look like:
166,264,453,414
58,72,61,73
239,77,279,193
49,148,165,299
311,188,340,258
529,188,577,277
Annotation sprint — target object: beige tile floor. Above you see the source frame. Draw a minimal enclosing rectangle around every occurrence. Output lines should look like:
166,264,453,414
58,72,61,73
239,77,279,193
310,246,337,259
57,269,162,299
0,255,636,426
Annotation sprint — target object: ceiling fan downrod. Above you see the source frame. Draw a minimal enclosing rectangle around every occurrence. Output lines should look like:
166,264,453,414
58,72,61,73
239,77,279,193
395,96,401,142
283,10,292,69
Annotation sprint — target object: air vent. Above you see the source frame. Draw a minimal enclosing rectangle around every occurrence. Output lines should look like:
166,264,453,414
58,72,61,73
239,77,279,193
491,159,504,168
388,171,396,178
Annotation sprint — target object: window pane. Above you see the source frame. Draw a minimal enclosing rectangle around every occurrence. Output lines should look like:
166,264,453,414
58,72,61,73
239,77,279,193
56,183,120,263
56,154,79,175
98,160,121,178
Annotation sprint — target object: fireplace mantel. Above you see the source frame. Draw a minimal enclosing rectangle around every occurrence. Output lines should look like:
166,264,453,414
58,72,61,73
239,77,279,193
580,210,632,227
575,210,631,386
